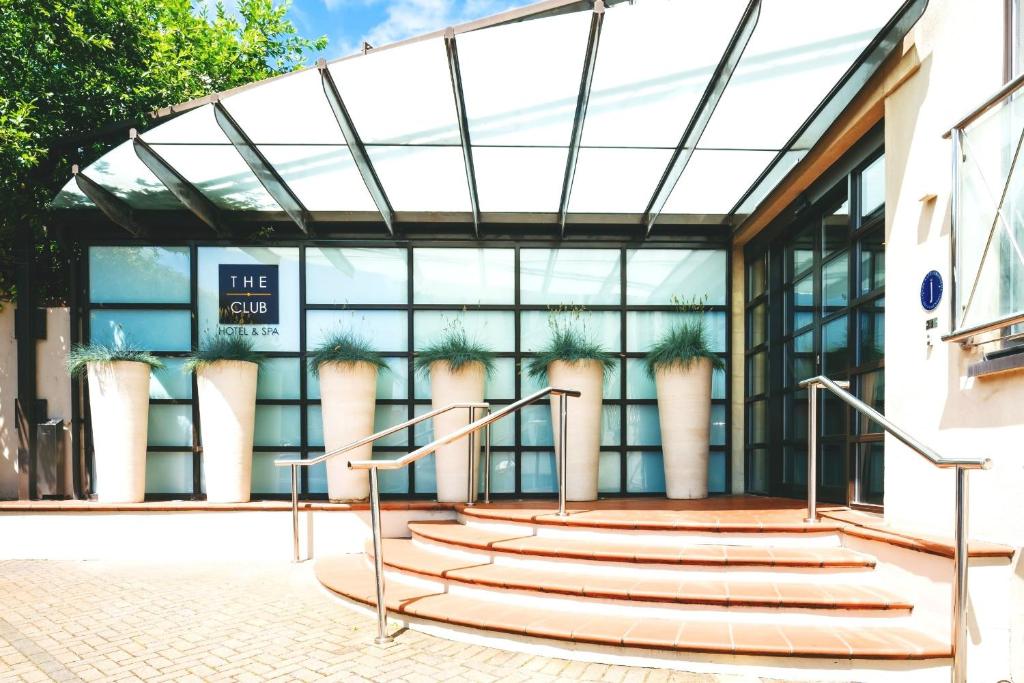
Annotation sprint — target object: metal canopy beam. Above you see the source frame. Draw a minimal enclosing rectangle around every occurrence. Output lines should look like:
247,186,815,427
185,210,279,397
318,59,397,236
213,100,312,235
131,131,226,235
558,0,605,237
72,166,147,237
642,0,760,236
445,29,481,238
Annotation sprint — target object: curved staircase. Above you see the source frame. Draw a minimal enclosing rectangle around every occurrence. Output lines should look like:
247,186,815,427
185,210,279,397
316,502,953,681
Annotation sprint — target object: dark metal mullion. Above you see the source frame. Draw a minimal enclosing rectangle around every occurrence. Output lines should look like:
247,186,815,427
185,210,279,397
132,133,226,236
318,60,396,236
189,244,201,499
643,0,761,235
299,246,309,495
619,249,628,495
82,254,94,497
444,30,481,238
407,245,416,495
73,167,147,238
513,246,523,497
724,246,733,494
558,1,605,236
213,101,312,235
69,246,83,499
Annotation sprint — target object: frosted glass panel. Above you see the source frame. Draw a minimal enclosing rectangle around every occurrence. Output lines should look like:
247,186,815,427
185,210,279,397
308,357,407,400
413,311,514,352
372,452,409,494
520,405,552,447
413,357,514,400
711,404,727,446
251,452,294,494
145,452,193,494
708,450,727,493
458,11,590,145
521,451,557,493
73,141,180,209
259,145,376,212
306,248,407,305
253,405,301,447
196,247,301,352
521,310,620,352
568,148,674,213
308,404,407,448
473,147,567,212
307,310,407,352
222,68,345,145
148,405,193,448
519,249,620,305
602,405,621,446
599,451,621,493
627,451,666,493
256,358,300,400
663,150,776,214
700,0,898,149
307,460,327,494
329,37,459,145
368,147,470,212
627,311,726,352
486,452,516,494
150,358,191,400
625,250,726,305
90,247,190,303
90,310,191,352
626,405,661,446
150,144,279,211
414,455,436,494
413,249,514,304
583,0,747,146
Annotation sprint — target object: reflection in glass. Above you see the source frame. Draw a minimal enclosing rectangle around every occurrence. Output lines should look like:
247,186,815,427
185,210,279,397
750,303,767,347
788,224,814,279
749,400,767,444
521,452,557,493
626,249,727,306
146,451,193,494
787,331,814,387
859,230,885,294
521,249,620,305
598,452,620,494
306,248,407,305
749,351,766,396
857,442,884,505
785,390,808,442
821,442,846,488
822,390,845,437
626,451,665,493
708,451,726,493
822,252,849,310
148,405,192,447
822,316,848,373
90,246,191,304
860,155,885,217
783,445,806,486
150,358,191,400
858,369,885,434
251,452,295,494
859,309,884,365
748,255,766,299
414,248,514,305
254,405,301,447
749,448,768,494
822,198,850,258
789,274,814,332
90,310,191,352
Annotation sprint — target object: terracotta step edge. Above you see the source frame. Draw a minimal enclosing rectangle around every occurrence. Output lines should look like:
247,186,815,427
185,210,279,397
821,513,1015,559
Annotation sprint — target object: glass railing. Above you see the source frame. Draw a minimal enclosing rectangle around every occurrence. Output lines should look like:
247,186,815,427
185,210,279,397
948,73,1024,344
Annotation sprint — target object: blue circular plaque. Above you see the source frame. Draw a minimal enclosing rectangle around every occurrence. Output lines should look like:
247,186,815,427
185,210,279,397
920,270,943,311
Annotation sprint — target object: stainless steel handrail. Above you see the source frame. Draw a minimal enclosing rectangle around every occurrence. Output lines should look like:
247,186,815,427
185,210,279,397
348,386,581,644
800,375,991,683
273,401,490,563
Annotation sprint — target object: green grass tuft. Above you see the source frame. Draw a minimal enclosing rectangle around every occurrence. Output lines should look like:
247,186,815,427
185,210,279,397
309,331,388,377
67,342,164,377
526,325,617,379
414,323,495,376
644,319,724,377
184,335,263,373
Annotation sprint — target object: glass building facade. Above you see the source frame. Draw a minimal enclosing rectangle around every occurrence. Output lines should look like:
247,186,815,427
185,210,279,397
84,243,730,499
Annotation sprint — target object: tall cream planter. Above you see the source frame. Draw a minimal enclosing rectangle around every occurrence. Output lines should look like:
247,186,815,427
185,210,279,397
547,360,603,501
429,361,485,503
655,358,712,499
319,361,377,501
196,360,258,503
87,361,151,503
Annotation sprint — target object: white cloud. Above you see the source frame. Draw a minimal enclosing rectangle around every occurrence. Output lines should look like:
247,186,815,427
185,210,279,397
362,0,524,49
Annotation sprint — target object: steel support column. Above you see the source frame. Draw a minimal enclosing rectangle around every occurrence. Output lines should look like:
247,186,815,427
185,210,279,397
213,100,312,235
643,0,760,236
558,0,605,236
132,131,226,235
444,29,482,238
73,166,148,238
318,59,396,236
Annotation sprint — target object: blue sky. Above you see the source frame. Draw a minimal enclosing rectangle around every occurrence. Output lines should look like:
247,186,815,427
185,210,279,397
273,0,527,60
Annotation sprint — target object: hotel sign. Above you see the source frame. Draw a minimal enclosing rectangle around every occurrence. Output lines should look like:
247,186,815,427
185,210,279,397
218,264,279,325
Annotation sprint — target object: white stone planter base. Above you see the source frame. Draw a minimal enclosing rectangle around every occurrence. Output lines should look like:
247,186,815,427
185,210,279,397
87,361,151,503
319,362,377,501
547,360,603,502
655,358,712,500
197,360,258,504
430,362,485,503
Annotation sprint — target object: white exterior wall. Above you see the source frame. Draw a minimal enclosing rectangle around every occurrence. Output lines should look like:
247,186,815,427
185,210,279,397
0,305,16,499
884,0,1023,677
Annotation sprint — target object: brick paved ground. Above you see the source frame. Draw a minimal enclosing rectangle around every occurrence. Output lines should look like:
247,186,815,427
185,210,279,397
0,560,785,682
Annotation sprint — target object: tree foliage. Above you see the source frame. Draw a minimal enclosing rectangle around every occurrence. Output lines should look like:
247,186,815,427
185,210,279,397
0,0,326,303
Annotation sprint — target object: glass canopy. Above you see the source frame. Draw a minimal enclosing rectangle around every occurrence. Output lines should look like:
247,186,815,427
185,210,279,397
53,0,919,234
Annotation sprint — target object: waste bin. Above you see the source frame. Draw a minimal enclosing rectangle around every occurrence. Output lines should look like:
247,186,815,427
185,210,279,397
35,418,67,498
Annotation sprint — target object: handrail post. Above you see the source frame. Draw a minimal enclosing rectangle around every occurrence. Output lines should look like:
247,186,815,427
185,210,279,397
290,464,300,561
804,382,818,524
368,468,392,645
952,466,969,682
466,406,476,506
483,408,492,504
557,392,568,517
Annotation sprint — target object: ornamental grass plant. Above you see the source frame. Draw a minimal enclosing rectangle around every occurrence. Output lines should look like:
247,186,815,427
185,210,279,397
184,335,262,373
526,307,617,379
67,342,164,377
415,320,495,375
309,330,387,377
644,319,725,377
